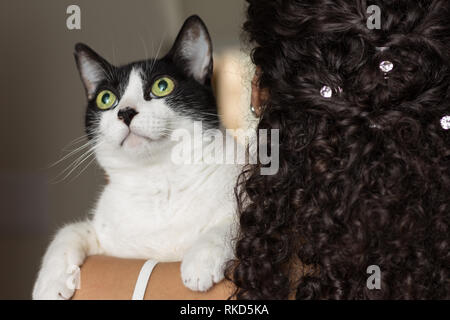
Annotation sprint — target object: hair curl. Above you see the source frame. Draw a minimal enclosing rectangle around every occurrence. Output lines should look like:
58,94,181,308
227,0,450,299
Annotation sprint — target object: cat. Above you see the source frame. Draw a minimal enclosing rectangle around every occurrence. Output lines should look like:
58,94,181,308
32,15,242,299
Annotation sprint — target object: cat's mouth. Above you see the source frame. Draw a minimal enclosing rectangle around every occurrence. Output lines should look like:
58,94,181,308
120,131,153,147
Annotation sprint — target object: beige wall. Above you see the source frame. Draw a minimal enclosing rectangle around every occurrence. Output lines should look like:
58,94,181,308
0,0,246,299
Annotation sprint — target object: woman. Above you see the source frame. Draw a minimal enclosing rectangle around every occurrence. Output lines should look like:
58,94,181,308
74,0,450,299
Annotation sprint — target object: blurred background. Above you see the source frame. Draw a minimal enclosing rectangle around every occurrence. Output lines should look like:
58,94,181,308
0,0,252,299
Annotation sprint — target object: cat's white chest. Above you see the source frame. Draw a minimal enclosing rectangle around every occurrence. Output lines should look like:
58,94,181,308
91,164,236,261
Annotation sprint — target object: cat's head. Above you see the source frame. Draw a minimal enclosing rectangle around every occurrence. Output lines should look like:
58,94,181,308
74,15,218,169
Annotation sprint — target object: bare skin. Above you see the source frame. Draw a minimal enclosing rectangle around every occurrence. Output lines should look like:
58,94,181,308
72,69,267,300
72,256,235,300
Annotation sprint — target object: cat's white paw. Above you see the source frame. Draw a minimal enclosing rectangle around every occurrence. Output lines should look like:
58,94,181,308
32,246,84,300
181,243,228,292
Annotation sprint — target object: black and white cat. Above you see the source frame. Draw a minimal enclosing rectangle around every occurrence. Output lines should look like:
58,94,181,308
32,15,242,299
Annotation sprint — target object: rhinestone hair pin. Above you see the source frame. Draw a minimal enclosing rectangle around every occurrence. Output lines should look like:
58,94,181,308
320,85,343,98
375,46,394,79
379,60,394,79
320,85,333,98
441,115,450,130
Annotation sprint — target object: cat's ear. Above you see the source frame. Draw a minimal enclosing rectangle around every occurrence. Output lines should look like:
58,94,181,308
167,15,213,85
74,43,112,99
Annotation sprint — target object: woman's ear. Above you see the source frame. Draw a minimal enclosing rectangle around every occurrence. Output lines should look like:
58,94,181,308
166,15,213,86
251,67,269,116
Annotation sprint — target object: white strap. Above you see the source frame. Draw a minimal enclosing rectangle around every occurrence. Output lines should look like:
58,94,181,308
131,259,159,300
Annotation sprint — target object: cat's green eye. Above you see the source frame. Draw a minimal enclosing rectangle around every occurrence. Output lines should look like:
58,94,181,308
96,90,117,110
151,77,175,97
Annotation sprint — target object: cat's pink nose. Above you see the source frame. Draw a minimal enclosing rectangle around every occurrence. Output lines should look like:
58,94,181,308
118,107,138,126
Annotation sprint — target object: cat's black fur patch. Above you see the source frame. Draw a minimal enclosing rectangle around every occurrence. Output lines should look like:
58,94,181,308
74,15,219,140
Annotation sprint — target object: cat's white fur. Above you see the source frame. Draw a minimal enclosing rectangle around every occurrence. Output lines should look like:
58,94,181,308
33,68,241,299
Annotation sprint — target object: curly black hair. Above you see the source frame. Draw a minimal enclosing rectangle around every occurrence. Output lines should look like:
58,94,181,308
227,0,450,299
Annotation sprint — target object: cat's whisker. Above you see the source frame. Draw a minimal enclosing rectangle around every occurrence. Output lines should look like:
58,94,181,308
51,151,96,184
111,36,117,66
49,140,94,168
67,156,97,183
148,33,166,75
51,144,99,183
147,40,155,70
57,147,96,176
139,34,149,62
66,134,89,146
51,139,103,183
61,138,89,152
